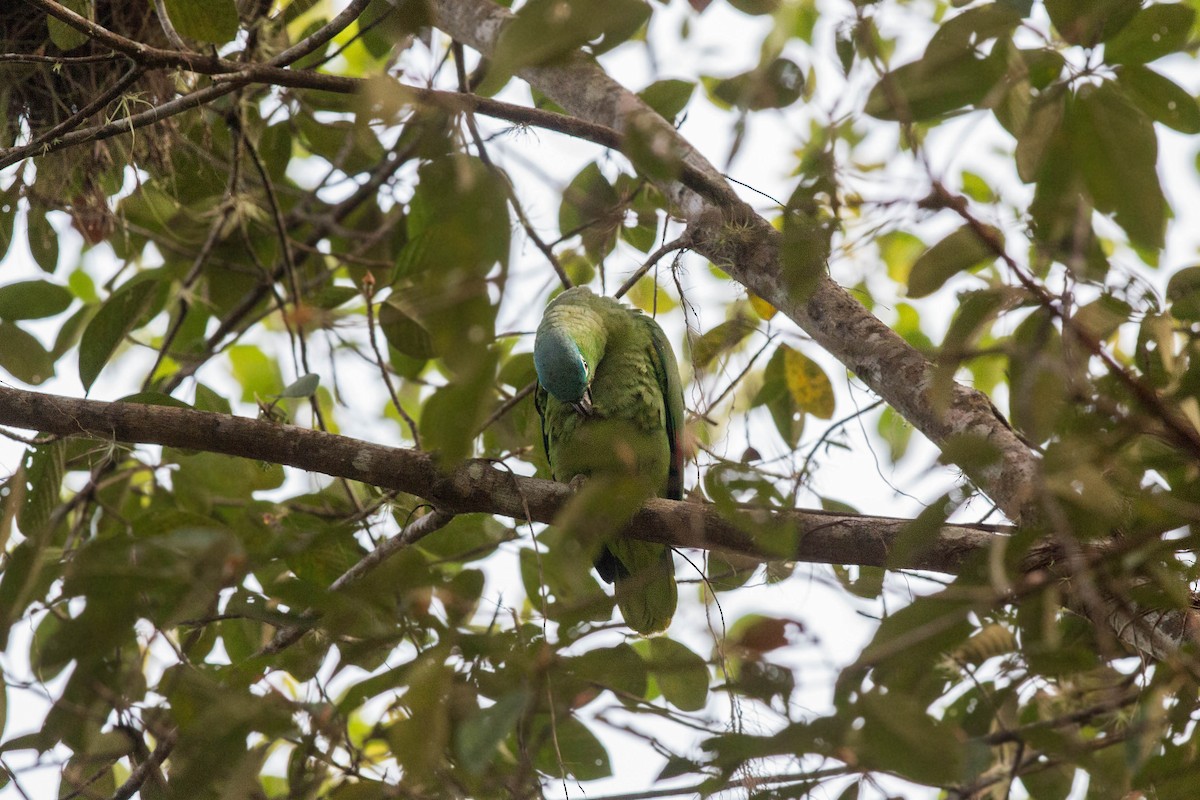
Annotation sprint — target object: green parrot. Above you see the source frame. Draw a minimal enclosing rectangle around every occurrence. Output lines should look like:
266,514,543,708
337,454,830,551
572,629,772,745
533,286,685,634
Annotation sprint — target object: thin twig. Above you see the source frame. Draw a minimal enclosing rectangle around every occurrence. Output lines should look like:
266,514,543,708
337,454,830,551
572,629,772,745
476,381,536,435
110,729,176,800
614,234,692,299
258,508,454,655
363,278,421,448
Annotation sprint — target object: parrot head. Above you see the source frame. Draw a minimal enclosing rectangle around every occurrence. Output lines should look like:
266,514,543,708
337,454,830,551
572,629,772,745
534,288,609,416
534,326,594,415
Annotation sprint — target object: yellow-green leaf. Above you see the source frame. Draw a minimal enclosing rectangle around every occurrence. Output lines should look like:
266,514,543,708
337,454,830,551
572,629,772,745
748,294,777,320
46,0,90,51
782,348,834,420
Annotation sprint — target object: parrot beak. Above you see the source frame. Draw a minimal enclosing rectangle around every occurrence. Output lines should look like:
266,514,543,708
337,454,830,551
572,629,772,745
572,388,594,416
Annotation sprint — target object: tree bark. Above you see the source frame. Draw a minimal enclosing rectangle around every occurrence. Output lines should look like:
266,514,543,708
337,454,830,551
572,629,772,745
0,385,1000,573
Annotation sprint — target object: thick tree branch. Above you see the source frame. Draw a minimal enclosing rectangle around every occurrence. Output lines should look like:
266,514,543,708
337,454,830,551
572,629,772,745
0,385,1003,574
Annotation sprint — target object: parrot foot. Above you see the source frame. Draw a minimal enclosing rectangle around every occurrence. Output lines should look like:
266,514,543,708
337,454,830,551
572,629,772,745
567,474,588,493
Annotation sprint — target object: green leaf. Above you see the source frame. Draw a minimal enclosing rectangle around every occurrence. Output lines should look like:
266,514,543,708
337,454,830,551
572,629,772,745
26,210,59,273
277,373,320,399
1020,765,1076,800
78,276,165,392
640,637,708,711
493,0,650,74
859,689,965,785
1071,81,1166,251
877,406,912,463
754,346,804,448
638,79,695,121
117,391,193,409
728,0,779,14
379,299,435,359
0,322,55,385
534,716,611,781
865,46,1006,122
708,58,805,111
1116,65,1200,134
18,442,66,542
297,116,386,175
565,644,648,698
1166,266,1200,322
46,0,90,51
878,231,925,284
1015,86,1068,182
692,317,756,371
419,352,498,463
454,690,528,773
925,4,1022,60
0,280,73,321
1103,3,1194,65
401,156,511,278
623,113,684,182
228,345,283,402
1009,308,1067,443
559,163,621,262
907,225,999,298
162,0,240,44
1044,0,1139,47
0,182,17,262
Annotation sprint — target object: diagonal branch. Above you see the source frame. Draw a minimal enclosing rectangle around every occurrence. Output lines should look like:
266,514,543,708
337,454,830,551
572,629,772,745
427,0,1040,526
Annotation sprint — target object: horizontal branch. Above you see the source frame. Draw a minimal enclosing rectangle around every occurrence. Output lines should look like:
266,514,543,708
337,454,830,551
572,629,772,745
0,386,1005,573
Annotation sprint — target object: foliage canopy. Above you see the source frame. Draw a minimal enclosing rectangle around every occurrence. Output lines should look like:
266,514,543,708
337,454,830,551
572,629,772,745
3,0,1200,798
